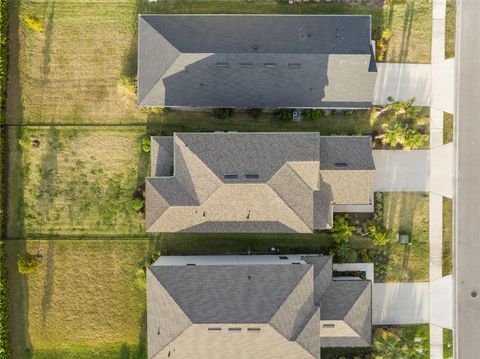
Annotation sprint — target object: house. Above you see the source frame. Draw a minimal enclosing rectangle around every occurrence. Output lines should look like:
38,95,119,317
145,132,375,233
138,15,378,109
147,255,372,359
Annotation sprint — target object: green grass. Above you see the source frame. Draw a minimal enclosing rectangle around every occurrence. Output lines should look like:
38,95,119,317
12,127,150,237
443,328,453,358
443,112,454,144
382,192,430,282
442,197,453,276
395,325,430,358
6,240,151,359
382,0,432,64
445,0,456,59
9,0,433,124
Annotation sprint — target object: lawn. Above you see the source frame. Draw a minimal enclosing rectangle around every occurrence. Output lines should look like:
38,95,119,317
8,126,150,237
443,328,453,358
8,0,432,124
6,239,152,359
445,0,456,59
442,197,453,276
382,0,432,64
382,192,430,282
443,112,454,144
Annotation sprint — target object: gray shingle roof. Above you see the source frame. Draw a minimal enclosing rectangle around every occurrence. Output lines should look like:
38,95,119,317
146,133,374,233
147,256,371,358
138,15,377,108
149,265,311,324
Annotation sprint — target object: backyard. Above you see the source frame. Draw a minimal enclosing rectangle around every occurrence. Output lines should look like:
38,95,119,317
7,0,433,124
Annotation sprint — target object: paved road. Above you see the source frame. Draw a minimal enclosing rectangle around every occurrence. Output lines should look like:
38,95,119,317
455,1,480,358
373,150,430,192
372,283,430,325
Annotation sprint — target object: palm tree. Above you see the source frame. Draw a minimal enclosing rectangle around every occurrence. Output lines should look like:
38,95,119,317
373,330,421,359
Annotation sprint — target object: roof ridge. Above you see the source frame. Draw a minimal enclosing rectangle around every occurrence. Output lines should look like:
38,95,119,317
267,164,314,230
343,282,371,338
138,17,180,104
268,324,318,359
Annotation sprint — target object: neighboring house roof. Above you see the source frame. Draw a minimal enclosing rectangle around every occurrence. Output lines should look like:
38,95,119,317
147,255,372,359
146,133,375,233
138,15,378,109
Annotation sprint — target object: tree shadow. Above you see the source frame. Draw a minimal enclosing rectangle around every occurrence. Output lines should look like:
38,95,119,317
399,1,414,63
39,0,56,121
41,241,55,324
135,309,148,359
37,127,59,218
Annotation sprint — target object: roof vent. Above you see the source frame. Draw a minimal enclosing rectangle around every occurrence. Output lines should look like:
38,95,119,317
208,327,222,331
279,256,289,260
323,323,336,328
288,63,301,69
253,45,258,51
228,328,242,331
291,262,301,265
245,174,260,179
186,263,196,266
334,162,348,168
264,63,277,68
247,328,261,332
224,174,238,179
215,62,230,68
240,62,254,68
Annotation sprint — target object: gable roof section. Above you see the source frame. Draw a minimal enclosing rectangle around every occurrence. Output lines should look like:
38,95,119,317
148,265,311,324
320,281,372,347
138,15,377,108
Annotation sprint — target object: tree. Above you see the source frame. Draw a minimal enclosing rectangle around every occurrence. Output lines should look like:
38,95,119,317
373,330,421,359
380,123,406,148
332,214,356,243
332,242,357,263
17,253,41,274
303,109,324,121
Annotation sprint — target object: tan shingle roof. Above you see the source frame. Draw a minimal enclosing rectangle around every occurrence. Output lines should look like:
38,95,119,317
146,133,374,233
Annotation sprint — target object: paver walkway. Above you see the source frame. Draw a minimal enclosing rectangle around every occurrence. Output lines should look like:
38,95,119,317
372,150,430,192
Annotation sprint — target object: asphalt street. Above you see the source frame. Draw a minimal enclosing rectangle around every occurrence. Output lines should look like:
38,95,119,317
454,1,480,358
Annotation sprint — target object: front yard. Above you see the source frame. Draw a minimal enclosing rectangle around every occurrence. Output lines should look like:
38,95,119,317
382,192,430,282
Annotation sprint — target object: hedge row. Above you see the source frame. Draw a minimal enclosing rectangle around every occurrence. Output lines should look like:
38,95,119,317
0,0,10,357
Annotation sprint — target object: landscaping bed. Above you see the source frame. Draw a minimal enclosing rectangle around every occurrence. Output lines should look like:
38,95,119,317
442,197,453,276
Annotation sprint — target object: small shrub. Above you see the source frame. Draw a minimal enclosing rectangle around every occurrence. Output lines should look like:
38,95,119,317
332,214,356,243
17,253,41,274
249,108,263,119
359,249,371,263
368,223,390,246
23,15,43,32
117,75,136,98
303,109,324,121
275,109,293,122
132,198,144,212
212,108,233,119
331,242,357,264
330,109,337,116
142,136,151,153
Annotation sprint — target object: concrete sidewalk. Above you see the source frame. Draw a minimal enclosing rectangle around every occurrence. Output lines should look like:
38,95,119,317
373,150,430,192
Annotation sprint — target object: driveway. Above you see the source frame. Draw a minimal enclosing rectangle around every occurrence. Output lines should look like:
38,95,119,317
373,63,432,107
372,282,430,325
373,150,430,192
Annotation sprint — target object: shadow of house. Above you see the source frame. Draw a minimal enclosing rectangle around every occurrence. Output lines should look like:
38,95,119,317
138,15,378,110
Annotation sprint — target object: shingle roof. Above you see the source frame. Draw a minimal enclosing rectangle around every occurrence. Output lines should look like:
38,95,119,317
138,15,377,108
146,133,374,233
147,256,372,358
